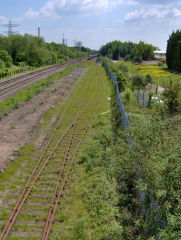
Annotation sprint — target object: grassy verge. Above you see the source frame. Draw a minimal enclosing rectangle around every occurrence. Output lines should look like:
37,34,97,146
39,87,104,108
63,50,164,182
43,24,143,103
103,60,181,239
117,60,181,87
48,66,124,240
0,64,112,237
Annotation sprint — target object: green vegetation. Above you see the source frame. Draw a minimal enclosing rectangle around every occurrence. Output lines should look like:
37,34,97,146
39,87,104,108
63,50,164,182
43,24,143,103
100,40,156,62
0,33,90,79
0,144,35,191
127,63,181,86
105,59,181,113
0,34,90,66
100,58,181,239
48,66,120,240
163,79,181,113
0,60,180,239
0,64,115,239
166,30,181,71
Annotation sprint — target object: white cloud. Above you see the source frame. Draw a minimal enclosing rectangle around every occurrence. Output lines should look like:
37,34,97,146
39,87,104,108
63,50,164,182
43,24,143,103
173,8,181,17
132,0,179,7
24,0,130,19
0,16,8,24
24,8,41,19
124,7,181,21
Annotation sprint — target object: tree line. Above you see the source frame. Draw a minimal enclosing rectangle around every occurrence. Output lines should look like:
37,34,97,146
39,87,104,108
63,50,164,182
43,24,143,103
100,40,156,63
0,34,90,68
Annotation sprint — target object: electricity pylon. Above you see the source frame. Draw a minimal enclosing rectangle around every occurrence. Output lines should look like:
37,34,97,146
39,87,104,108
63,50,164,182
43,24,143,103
0,20,19,36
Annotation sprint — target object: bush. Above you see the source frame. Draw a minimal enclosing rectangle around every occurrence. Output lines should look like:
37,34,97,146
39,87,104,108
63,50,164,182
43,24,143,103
124,88,132,103
124,54,131,61
0,59,5,68
163,79,181,113
116,71,128,91
0,50,12,67
132,74,146,89
119,63,128,73
133,55,142,63
158,59,166,66
145,74,153,85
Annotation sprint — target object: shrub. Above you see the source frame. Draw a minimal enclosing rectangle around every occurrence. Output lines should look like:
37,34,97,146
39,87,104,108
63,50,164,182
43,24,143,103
12,101,19,109
124,54,131,61
116,71,128,91
0,59,5,68
132,74,146,89
124,88,132,103
119,63,128,73
0,50,12,67
163,79,181,113
25,94,32,101
158,59,166,66
145,74,153,85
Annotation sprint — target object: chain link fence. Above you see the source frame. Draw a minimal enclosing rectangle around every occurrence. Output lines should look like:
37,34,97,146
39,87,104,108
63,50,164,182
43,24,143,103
137,84,164,108
103,61,165,238
103,62,130,129
137,89,151,108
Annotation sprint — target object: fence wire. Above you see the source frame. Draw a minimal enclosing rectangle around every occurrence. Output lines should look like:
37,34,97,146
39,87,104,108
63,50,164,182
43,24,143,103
137,89,150,108
103,62,130,129
103,62,165,238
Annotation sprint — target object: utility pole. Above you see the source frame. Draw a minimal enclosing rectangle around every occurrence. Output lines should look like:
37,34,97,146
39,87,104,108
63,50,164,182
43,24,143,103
38,27,40,37
62,33,65,45
0,19,19,36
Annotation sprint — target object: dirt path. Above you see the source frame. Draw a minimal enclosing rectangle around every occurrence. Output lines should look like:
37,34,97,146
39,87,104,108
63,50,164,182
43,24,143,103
0,66,87,172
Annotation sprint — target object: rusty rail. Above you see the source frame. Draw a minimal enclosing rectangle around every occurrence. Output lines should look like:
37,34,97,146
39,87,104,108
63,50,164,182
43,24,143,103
0,64,104,240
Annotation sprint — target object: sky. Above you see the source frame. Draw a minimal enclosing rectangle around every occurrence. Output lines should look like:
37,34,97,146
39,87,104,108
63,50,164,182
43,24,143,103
0,0,181,50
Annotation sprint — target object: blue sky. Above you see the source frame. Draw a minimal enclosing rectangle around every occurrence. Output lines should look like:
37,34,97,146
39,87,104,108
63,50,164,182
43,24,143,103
0,0,181,50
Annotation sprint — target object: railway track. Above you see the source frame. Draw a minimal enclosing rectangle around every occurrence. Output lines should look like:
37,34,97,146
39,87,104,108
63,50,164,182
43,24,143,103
0,64,106,240
0,58,88,100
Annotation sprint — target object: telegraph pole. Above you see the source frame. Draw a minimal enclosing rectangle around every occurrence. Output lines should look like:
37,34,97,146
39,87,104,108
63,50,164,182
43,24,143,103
38,27,40,37
62,33,65,45
0,20,19,36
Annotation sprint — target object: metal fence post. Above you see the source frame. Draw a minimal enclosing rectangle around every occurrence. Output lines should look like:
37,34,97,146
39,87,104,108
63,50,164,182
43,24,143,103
142,91,145,108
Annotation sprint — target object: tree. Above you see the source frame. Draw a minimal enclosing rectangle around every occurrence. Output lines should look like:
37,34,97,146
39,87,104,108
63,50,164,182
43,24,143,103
163,79,181,113
132,74,145,89
0,50,12,67
116,71,128,91
112,47,120,60
100,40,156,62
166,30,181,71
75,41,82,48
145,74,152,85
0,34,89,67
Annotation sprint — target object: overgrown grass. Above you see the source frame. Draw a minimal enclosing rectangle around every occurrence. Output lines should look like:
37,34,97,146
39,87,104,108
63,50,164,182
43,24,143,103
109,60,181,239
0,63,115,238
0,63,90,195
49,68,120,240
117,60,181,87
0,144,35,191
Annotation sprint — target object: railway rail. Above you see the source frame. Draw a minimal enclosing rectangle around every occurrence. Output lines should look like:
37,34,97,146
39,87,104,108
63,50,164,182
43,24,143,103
0,64,106,240
0,58,90,100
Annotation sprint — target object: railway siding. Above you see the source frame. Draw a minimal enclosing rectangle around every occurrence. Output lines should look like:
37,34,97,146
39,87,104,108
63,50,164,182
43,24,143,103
0,64,110,240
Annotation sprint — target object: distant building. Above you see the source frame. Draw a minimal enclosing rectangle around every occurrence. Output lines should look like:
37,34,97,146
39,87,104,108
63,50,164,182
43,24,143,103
154,50,166,59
